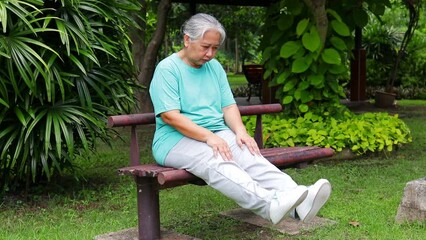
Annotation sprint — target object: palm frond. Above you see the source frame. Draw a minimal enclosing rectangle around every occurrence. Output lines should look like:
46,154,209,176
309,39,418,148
0,0,140,192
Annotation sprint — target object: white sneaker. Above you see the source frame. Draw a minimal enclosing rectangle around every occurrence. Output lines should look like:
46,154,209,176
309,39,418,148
269,186,308,225
296,179,331,223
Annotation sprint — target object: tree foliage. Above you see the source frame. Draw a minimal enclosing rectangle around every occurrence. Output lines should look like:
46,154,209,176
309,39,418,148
260,0,392,115
196,5,266,69
386,0,423,92
0,0,140,193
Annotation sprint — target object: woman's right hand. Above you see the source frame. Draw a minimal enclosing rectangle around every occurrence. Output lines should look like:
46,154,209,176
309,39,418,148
161,110,233,160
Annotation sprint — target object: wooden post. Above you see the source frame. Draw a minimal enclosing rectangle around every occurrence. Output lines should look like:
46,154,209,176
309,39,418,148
350,27,367,101
136,177,161,240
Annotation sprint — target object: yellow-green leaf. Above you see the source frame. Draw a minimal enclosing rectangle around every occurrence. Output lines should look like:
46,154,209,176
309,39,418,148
308,74,324,86
302,26,321,52
283,95,293,104
280,41,301,59
330,36,347,50
296,19,310,36
331,20,350,36
298,104,309,113
322,48,341,65
291,58,309,73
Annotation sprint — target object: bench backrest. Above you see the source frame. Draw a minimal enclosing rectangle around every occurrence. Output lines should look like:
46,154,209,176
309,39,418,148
107,104,282,127
108,103,283,166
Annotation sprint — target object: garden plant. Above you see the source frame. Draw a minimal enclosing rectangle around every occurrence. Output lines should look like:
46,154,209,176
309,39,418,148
0,0,140,194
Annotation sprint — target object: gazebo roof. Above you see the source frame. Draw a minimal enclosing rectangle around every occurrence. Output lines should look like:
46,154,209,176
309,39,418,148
172,0,273,7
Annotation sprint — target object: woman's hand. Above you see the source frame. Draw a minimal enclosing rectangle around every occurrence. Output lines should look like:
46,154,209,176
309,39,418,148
206,133,233,161
222,104,260,156
235,131,260,156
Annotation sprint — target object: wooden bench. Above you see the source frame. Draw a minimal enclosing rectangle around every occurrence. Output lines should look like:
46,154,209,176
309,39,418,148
108,103,334,240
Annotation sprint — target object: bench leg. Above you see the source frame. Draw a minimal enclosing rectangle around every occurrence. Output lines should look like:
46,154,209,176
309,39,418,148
135,177,160,240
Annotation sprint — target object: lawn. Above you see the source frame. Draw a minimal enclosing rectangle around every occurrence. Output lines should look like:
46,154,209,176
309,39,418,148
228,73,247,89
0,100,425,239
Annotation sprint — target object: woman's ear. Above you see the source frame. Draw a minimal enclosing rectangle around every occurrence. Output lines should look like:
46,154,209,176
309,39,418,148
183,35,190,48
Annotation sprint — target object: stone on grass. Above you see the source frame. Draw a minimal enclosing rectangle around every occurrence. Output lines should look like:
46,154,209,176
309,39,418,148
395,177,426,224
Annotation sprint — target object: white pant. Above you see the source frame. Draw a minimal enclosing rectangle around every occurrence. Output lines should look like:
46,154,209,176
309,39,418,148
164,130,298,219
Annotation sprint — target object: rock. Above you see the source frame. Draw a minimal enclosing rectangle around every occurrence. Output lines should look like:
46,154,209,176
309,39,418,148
395,177,426,224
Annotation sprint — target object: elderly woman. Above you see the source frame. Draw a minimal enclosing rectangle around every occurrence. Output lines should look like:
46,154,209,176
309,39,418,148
149,13,331,225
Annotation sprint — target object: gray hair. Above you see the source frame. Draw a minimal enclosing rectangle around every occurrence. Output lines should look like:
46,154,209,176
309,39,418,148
181,13,226,45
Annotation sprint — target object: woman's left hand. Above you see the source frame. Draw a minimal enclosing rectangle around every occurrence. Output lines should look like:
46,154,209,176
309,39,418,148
236,132,260,156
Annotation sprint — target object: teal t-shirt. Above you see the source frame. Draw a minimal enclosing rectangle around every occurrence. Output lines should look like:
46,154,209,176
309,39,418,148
149,53,236,165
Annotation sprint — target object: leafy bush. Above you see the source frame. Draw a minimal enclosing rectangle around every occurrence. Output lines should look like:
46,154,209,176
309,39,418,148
363,11,426,90
260,4,352,114
243,104,412,155
363,23,400,84
0,0,140,193
399,33,426,89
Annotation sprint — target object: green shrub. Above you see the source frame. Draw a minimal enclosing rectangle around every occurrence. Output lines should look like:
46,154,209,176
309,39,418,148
363,23,400,87
363,19,426,90
399,33,426,89
0,0,140,193
260,3,354,115
243,104,412,155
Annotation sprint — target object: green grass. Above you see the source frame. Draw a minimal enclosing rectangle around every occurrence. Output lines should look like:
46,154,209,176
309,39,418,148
397,99,426,106
1,104,426,239
227,73,247,89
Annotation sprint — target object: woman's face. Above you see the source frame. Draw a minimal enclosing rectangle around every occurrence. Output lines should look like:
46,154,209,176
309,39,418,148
184,30,221,68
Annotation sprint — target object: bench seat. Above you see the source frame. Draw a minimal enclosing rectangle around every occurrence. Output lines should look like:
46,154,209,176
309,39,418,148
118,146,333,188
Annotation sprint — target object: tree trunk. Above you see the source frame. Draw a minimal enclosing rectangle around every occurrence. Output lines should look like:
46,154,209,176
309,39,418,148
130,0,147,73
303,0,328,46
235,36,239,73
134,0,172,113
386,0,421,92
